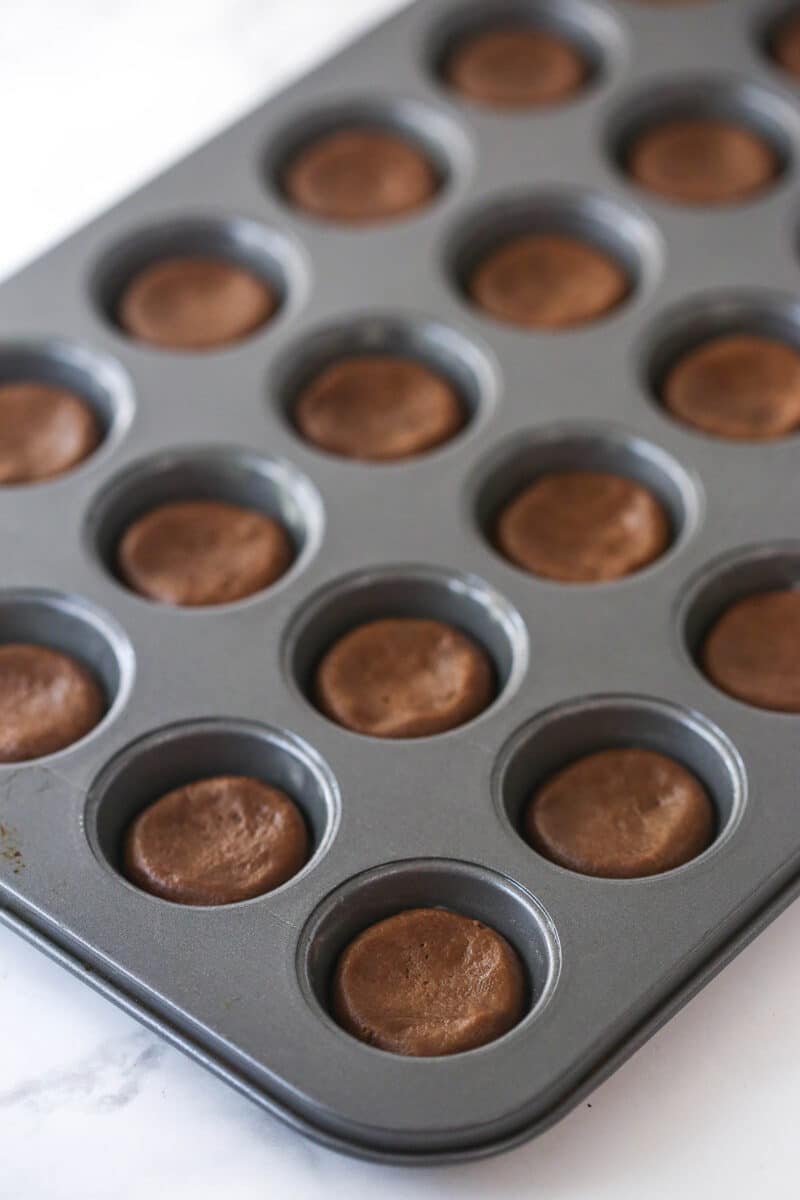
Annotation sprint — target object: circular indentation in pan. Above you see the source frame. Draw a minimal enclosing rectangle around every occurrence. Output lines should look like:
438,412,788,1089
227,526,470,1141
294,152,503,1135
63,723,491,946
447,189,662,327
93,216,305,346
297,858,560,1054
86,719,340,903
0,588,134,763
681,542,800,710
609,77,796,204
271,313,498,458
284,565,528,735
268,97,472,221
494,695,746,876
759,5,800,81
0,339,134,480
641,291,800,440
429,0,626,105
85,446,323,606
472,424,701,581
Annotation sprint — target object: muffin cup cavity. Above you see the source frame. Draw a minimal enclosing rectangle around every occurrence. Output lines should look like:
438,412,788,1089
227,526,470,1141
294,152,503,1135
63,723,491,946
447,190,663,324
493,695,747,876
609,77,798,199
93,216,305,345
0,588,134,762
268,98,472,219
85,446,323,606
681,543,800,693
296,858,560,1053
271,313,499,454
642,291,800,438
86,719,340,902
757,4,800,78
472,424,702,578
0,340,134,475
429,0,627,103
284,566,528,734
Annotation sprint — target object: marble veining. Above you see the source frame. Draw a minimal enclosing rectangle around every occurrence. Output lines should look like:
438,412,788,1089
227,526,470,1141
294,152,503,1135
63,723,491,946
0,1032,166,1115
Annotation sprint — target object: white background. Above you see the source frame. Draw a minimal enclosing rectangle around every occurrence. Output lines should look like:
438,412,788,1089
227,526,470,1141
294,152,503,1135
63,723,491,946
1,2,799,1196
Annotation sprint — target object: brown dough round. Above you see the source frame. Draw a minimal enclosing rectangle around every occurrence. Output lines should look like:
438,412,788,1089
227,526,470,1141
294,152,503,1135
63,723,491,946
662,334,800,440
283,129,438,223
123,775,309,905
627,118,778,205
445,26,587,108
525,748,715,878
702,590,800,711
772,12,800,77
332,907,526,1056
469,233,629,329
0,381,100,484
0,643,105,762
118,499,292,607
315,618,494,737
294,354,464,461
117,256,277,350
495,470,670,583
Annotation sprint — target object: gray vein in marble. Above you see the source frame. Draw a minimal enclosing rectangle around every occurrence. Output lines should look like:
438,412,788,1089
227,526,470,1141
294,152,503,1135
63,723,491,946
0,1031,166,1115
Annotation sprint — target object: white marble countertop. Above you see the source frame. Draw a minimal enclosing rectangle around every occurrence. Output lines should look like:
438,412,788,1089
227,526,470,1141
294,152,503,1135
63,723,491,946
1,2,799,1195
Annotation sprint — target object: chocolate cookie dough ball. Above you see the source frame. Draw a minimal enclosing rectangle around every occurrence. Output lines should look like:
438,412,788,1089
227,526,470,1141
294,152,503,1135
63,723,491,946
0,643,105,762
469,233,629,329
495,470,670,583
117,499,292,607
525,748,714,878
283,128,438,223
772,11,800,78
0,381,100,484
118,256,277,350
702,590,800,711
445,26,587,109
626,118,778,205
294,354,464,461
123,775,309,905
662,334,800,440
315,618,494,737
332,908,526,1056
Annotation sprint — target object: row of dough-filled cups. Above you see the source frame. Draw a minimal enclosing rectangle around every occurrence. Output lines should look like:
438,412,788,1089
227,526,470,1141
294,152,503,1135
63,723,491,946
16,59,800,376
5,270,800,492
77,27,800,239
1,532,795,861
67,50,800,268
2,694,752,1059
0,387,787,625
259,0,800,140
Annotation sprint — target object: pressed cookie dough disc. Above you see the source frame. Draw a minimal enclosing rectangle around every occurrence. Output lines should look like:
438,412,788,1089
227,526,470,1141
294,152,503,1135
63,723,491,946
295,354,464,461
332,907,526,1056
315,618,494,737
525,748,715,878
118,256,276,349
123,775,309,905
117,499,293,607
0,643,105,762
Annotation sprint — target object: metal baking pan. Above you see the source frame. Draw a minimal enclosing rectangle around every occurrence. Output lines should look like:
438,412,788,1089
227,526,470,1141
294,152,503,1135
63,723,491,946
2,0,800,1162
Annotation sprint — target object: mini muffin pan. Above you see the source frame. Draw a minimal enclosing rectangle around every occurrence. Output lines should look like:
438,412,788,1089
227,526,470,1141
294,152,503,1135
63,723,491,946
3,0,800,1163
